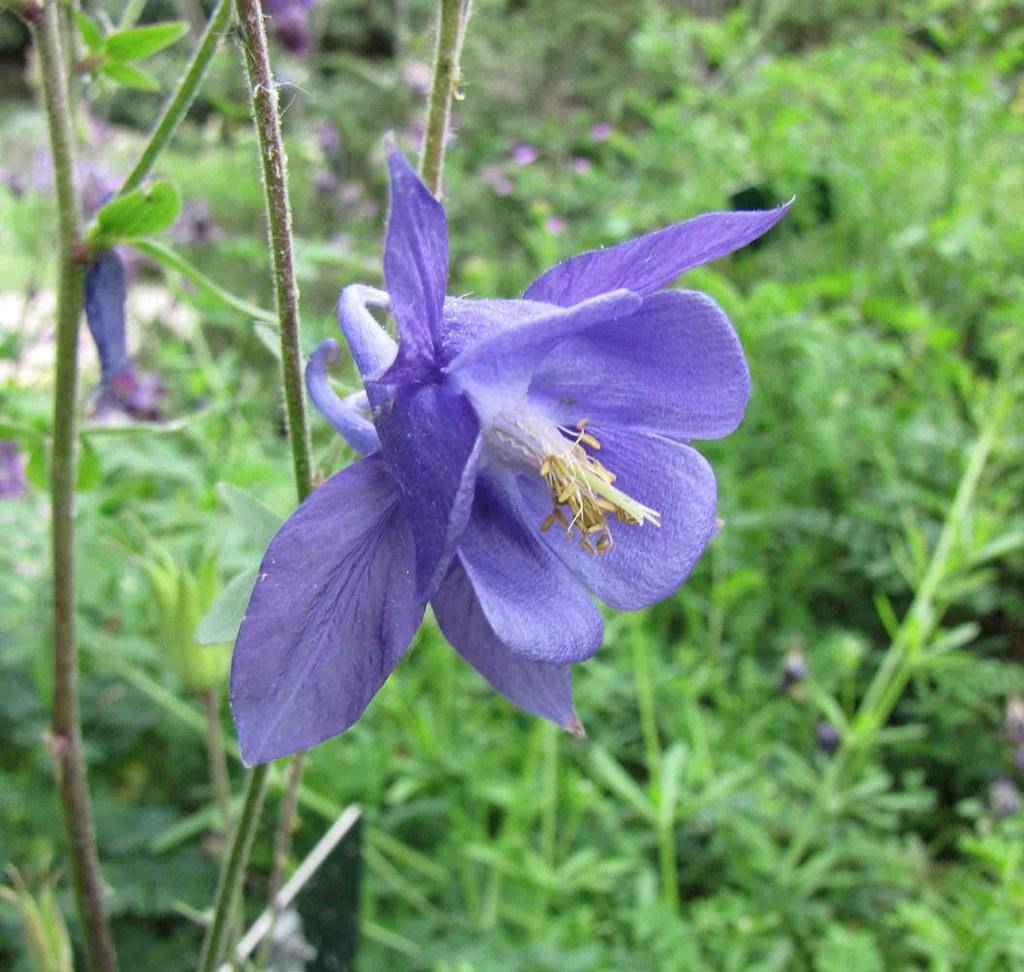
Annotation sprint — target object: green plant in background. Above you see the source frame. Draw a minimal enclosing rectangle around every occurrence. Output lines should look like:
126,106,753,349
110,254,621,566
0,868,73,972
0,0,1023,969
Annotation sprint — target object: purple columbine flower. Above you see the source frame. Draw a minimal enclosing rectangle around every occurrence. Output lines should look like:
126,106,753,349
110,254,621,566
230,146,789,765
84,248,166,421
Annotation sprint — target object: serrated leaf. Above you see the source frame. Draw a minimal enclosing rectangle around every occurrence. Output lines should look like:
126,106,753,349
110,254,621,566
106,21,188,62
196,566,257,646
93,181,181,243
74,11,105,53
100,61,161,92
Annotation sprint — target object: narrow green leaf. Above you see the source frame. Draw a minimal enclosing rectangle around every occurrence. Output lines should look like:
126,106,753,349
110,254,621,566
589,746,656,822
132,238,278,323
196,566,257,646
75,437,101,491
93,180,181,243
106,21,188,62
74,11,105,53
216,482,283,550
100,61,161,92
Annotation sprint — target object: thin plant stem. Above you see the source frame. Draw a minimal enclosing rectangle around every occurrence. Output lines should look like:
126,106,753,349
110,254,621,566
198,0,315,964
256,750,306,969
201,687,232,832
631,625,679,912
234,0,312,504
196,763,269,971
419,0,472,197
33,1,118,968
120,0,233,195
781,368,1016,877
537,722,558,917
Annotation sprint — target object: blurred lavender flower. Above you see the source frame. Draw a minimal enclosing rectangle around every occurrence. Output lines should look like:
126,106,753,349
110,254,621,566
545,215,566,235
570,156,592,175
171,200,224,247
1014,745,1024,774
263,0,316,55
480,164,514,197
402,59,432,98
510,142,539,167
0,441,27,499
230,145,788,765
989,777,1021,818
316,122,341,165
816,722,840,755
591,122,614,143
84,249,166,422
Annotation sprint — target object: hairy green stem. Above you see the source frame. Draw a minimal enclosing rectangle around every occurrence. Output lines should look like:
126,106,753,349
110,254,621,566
34,2,118,969
198,0,315,964
419,0,472,196
120,0,233,195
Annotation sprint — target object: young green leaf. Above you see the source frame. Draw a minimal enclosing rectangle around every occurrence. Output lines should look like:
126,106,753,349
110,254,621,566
100,62,161,92
105,21,188,63
74,11,105,54
92,181,181,243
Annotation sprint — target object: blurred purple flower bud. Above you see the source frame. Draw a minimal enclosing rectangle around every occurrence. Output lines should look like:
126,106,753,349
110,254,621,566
591,122,614,143
570,156,592,175
402,59,432,98
480,164,514,197
316,121,341,162
171,200,224,247
989,777,1021,819
1,169,26,197
0,440,27,499
95,365,167,422
780,649,809,691
545,216,566,235
1006,696,1024,745
313,169,340,195
273,6,311,55
816,722,840,756
510,142,539,167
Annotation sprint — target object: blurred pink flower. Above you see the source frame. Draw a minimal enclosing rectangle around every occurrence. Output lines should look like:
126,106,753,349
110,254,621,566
545,215,566,235
570,156,592,174
591,122,614,143
510,142,539,166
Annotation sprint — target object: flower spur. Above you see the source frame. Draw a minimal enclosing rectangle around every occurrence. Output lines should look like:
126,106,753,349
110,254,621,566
230,146,788,765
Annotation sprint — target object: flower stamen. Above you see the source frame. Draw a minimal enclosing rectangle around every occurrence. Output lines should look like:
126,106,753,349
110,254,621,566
539,418,660,555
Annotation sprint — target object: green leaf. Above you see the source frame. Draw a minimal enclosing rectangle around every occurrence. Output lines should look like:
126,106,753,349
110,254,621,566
74,11,105,54
75,436,101,492
132,238,278,323
196,566,257,646
105,21,188,63
93,181,181,243
100,62,161,92
216,482,283,550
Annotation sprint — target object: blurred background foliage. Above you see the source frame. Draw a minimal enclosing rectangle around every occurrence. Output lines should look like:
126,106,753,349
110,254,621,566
1,0,1024,968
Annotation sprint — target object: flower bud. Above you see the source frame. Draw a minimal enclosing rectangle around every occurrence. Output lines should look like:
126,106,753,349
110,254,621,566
779,649,808,691
1006,696,1024,745
989,777,1021,819
815,722,840,756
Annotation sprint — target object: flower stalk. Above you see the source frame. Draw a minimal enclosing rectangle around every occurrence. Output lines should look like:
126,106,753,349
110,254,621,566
198,0,314,964
33,0,118,968
120,0,233,196
419,0,472,196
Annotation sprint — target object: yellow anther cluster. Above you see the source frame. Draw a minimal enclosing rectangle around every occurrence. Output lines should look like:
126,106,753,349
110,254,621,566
538,420,661,555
